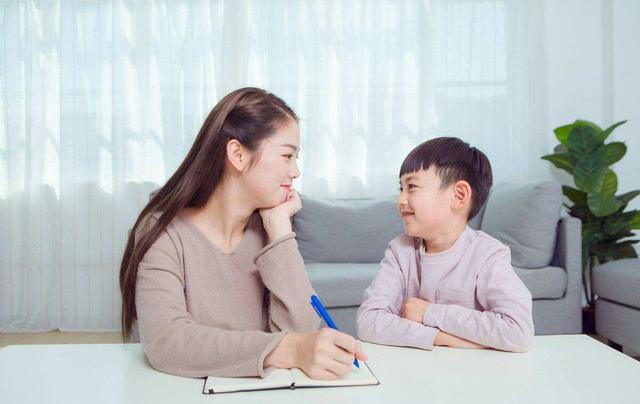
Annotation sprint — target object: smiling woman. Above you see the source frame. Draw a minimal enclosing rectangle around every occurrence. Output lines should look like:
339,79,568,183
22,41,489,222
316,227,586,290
119,87,367,379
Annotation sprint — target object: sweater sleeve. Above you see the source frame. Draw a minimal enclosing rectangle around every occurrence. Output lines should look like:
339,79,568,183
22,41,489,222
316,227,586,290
423,247,534,352
356,245,440,350
135,230,285,378
253,232,321,333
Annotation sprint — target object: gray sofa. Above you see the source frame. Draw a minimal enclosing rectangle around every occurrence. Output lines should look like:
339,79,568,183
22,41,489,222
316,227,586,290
293,181,582,337
593,259,640,355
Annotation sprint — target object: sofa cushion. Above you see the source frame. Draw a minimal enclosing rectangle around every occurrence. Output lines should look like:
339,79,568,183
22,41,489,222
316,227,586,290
294,195,404,263
481,182,562,268
307,263,380,307
593,258,640,308
306,263,567,309
514,266,567,299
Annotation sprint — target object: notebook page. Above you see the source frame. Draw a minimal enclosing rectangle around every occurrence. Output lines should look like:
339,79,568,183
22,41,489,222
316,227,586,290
204,368,294,394
290,363,379,388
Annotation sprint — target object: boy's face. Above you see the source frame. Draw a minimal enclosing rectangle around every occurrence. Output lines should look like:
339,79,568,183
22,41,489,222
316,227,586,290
397,166,458,238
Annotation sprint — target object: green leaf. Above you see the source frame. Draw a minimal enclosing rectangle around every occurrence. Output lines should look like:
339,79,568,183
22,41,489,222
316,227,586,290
597,120,627,143
563,185,587,205
574,158,607,193
603,211,637,236
617,190,640,206
595,231,635,248
570,205,591,223
554,124,574,145
567,124,603,159
631,211,640,229
607,241,639,260
575,120,603,132
604,229,635,241
554,144,568,154
601,169,618,196
588,193,623,217
602,142,627,166
541,153,574,173
617,245,639,259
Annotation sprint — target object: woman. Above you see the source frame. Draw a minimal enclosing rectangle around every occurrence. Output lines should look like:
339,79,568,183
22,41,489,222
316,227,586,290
119,87,367,379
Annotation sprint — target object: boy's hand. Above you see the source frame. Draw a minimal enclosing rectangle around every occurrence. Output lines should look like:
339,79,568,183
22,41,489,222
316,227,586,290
434,331,486,349
401,297,430,323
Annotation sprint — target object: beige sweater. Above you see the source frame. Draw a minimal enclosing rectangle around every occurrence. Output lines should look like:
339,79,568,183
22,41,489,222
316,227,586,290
135,212,320,378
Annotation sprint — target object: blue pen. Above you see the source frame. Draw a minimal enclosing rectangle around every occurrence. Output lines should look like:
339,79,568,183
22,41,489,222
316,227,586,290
310,294,360,368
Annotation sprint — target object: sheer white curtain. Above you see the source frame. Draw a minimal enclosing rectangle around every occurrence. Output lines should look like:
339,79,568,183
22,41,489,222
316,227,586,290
0,0,547,332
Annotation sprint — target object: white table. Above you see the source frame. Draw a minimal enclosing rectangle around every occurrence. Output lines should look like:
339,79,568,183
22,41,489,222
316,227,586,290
1,335,639,404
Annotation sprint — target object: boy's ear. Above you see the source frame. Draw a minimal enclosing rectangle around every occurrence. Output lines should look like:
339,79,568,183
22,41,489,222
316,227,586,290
227,139,250,172
452,180,472,211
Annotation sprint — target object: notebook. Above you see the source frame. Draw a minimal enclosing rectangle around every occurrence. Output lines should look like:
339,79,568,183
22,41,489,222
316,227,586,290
202,362,379,394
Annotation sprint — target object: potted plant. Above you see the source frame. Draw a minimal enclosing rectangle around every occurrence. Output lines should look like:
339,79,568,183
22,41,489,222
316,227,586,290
541,120,640,332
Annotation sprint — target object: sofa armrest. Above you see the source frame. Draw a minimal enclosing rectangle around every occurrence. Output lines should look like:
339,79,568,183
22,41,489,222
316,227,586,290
551,216,582,301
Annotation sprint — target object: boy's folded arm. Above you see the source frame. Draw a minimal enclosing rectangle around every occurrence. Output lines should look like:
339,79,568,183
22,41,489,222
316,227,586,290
423,248,534,352
357,246,440,350
435,330,486,349
358,298,440,350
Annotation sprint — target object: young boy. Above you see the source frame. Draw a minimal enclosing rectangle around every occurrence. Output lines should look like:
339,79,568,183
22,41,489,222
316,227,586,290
357,137,534,352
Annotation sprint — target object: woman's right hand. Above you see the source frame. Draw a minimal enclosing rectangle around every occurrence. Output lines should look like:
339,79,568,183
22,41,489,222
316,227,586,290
264,328,368,380
259,190,302,242
294,328,368,380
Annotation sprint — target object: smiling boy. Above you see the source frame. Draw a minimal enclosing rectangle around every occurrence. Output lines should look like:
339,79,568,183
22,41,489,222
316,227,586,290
356,137,534,352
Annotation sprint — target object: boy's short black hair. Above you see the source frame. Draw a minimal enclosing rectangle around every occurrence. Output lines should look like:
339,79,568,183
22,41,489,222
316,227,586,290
399,137,493,220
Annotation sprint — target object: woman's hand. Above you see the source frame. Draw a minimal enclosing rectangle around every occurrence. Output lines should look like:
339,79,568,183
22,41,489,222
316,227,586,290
259,189,302,241
294,328,368,380
434,331,486,349
264,328,368,380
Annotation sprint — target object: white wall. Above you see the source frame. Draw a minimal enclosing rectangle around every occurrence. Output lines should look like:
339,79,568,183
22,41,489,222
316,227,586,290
543,0,640,250
611,0,640,220
544,0,604,133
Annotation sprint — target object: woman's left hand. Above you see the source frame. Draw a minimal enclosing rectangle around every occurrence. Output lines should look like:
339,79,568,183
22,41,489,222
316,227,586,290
259,190,302,241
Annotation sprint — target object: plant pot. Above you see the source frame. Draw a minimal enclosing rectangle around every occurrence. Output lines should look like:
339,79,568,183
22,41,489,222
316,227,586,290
582,305,596,334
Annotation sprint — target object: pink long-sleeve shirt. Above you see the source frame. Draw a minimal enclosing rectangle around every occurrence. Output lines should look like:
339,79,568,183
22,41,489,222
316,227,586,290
357,226,534,352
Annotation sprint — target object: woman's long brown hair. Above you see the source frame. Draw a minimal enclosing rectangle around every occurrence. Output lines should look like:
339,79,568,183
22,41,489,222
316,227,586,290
119,87,298,340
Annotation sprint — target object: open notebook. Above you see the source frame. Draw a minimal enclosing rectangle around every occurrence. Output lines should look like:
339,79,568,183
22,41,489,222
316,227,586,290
203,363,379,394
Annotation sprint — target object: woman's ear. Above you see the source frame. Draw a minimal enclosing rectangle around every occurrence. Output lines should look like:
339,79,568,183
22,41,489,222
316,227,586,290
452,180,472,212
226,139,249,172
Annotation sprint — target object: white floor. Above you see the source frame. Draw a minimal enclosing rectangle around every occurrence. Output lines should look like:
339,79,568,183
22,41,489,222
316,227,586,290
0,331,122,348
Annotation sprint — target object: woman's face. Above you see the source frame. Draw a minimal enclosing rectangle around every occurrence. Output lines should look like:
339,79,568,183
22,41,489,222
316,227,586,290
243,119,301,207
